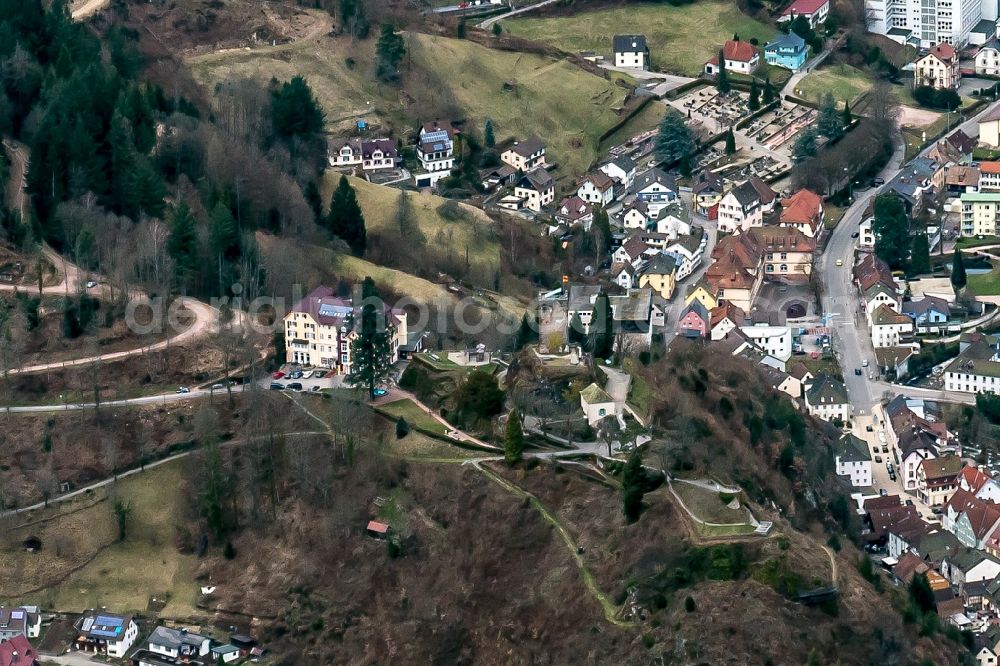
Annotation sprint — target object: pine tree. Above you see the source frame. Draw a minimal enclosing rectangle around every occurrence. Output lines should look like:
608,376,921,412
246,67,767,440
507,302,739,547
654,110,696,164
504,408,524,465
376,24,406,82
484,118,495,148
791,126,817,162
270,76,325,141
951,249,967,293
748,79,760,111
593,205,612,257
328,175,367,256
167,202,199,286
763,76,775,104
588,292,613,358
716,49,730,93
107,110,135,215
209,201,240,261
909,233,930,276
724,128,736,155
817,92,843,139
348,286,393,399
622,449,644,522
873,194,909,269
396,188,423,242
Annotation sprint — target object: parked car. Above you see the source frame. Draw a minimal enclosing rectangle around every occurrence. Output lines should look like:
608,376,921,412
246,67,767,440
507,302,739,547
866,425,873,432
273,371,285,379
873,177,885,185
302,370,314,379
851,232,859,238
855,368,862,376
287,382,303,391
289,371,303,379
882,445,889,453
835,259,843,267
875,455,883,463
310,385,322,392
862,359,869,367
313,370,327,378
86,280,97,288
879,488,888,496
269,382,283,391
373,388,388,397
176,386,190,394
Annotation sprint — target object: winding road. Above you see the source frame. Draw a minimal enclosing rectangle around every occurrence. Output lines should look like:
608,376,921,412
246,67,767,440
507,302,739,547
478,0,558,29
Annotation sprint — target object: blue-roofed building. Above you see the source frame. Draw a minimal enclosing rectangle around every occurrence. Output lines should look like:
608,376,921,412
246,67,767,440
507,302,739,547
74,612,139,658
764,33,808,71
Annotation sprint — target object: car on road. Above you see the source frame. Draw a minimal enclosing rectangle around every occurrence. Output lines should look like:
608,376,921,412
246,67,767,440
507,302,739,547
854,368,862,375
905,499,914,506
211,383,224,390
882,445,889,453
875,455,883,463
310,385,322,392
287,382,303,391
835,259,843,266
879,488,888,496
866,425,873,432
273,371,285,379
269,382,283,391
176,386,190,394
851,232,859,238
862,359,869,367
873,177,885,185
86,280,97,288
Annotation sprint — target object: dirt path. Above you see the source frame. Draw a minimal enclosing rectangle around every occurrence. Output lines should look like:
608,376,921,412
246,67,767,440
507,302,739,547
822,544,839,586
2,139,28,220
474,462,633,627
71,0,110,20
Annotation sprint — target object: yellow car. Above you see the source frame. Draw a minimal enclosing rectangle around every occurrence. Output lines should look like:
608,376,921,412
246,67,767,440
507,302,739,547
835,259,844,267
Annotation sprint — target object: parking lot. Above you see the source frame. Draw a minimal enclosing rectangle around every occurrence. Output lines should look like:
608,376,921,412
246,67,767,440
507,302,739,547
268,365,346,392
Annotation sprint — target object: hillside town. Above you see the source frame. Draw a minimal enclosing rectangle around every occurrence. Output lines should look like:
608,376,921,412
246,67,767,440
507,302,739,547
16,0,1000,662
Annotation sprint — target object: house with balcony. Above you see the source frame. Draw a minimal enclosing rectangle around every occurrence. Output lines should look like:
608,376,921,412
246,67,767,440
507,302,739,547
0,607,40,642
717,180,762,234
327,137,399,173
778,0,830,27
577,171,617,207
414,120,457,188
629,168,678,218
598,154,637,190
961,191,1000,236
914,42,960,89
691,170,724,217
764,33,808,71
500,137,547,172
74,613,139,659
871,304,915,348
917,455,963,506
512,169,555,212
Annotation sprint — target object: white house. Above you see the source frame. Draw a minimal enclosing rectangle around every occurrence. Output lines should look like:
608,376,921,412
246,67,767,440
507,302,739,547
960,466,1000,503
619,200,650,230
415,120,456,188
859,215,875,250
836,434,873,487
613,34,649,69
577,172,616,207
599,154,637,190
704,40,760,76
804,374,852,423
501,136,546,172
0,607,40,641
513,169,555,213
717,181,763,234
977,40,1000,75
739,323,793,361
580,382,619,426
75,613,140,658
942,549,1000,586
147,626,212,661
328,137,398,172
778,0,830,27
944,335,1000,393
629,168,678,218
871,304,914,348
664,230,705,281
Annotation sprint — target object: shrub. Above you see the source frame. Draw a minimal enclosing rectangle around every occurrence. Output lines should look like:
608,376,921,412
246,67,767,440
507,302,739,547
395,416,410,439
684,595,696,612
223,540,236,560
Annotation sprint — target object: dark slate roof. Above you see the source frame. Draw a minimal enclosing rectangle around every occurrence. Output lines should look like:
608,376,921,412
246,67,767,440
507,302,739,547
630,168,676,194
836,433,871,463
728,180,762,209
519,168,553,190
638,253,677,276
613,34,648,54
508,136,545,158
806,373,849,405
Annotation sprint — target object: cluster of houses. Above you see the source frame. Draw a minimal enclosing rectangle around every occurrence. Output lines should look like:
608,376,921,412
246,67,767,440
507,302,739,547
0,607,258,665
537,283,666,352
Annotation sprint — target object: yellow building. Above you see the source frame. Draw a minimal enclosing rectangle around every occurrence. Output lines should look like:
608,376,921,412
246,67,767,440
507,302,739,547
684,278,718,311
283,286,407,373
637,254,678,300
960,192,1000,237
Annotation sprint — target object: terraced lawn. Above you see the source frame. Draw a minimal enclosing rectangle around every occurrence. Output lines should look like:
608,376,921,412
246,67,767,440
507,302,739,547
793,65,872,106
506,1,775,77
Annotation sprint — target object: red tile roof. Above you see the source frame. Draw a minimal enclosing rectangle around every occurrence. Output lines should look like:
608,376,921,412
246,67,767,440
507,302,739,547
780,189,823,227
709,301,746,327
981,161,1000,175
781,0,829,16
961,466,994,494
709,40,759,64
0,636,37,666
367,520,390,534
929,42,957,62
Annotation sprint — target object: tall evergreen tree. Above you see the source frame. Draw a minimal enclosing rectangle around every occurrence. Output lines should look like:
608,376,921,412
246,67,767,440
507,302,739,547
167,202,199,287
791,126,818,162
817,92,843,139
270,76,325,141
484,118,495,148
209,201,240,261
909,233,930,276
872,194,909,269
654,110,696,164
568,312,585,345
763,76,775,104
593,205,612,258
348,285,393,399
951,249,967,293
724,128,736,155
716,49,730,93
376,24,406,82
622,449,644,522
504,409,524,465
588,292,613,359
748,79,760,111
327,175,367,256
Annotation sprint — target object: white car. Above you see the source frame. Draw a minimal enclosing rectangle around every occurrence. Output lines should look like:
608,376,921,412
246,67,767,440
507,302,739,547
86,280,97,289
302,370,314,379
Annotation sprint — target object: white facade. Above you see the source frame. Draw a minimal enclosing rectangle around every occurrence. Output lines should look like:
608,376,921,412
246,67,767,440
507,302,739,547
866,0,994,47
859,216,875,250
717,189,762,234
577,179,615,207
961,192,1000,236
945,367,1000,393
902,448,936,492
872,319,914,348
599,161,636,190
836,455,873,487
620,207,648,230
739,324,792,361
977,43,1000,74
